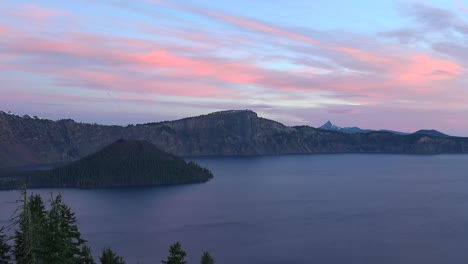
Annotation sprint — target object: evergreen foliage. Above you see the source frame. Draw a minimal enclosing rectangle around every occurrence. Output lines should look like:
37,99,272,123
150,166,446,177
161,242,187,264
200,252,214,264
99,248,125,264
12,190,93,264
0,140,213,190
43,194,87,264
0,227,10,264
13,190,46,264
7,189,214,264
79,245,96,264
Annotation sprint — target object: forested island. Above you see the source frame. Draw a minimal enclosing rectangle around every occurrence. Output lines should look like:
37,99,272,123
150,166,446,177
0,139,213,190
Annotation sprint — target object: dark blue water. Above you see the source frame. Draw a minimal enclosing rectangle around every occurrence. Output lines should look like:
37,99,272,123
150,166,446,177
1,154,468,264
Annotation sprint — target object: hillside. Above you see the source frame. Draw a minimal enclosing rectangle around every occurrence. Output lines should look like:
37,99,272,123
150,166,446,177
1,110,468,168
0,139,213,189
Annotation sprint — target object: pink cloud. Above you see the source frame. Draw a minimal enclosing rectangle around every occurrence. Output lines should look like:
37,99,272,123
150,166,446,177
10,4,65,21
336,47,388,64
156,1,465,95
133,51,263,83
396,54,460,84
2,2,468,118
202,11,321,46
1,27,265,91
2,26,462,102
160,2,415,69
0,26,10,36
52,68,230,98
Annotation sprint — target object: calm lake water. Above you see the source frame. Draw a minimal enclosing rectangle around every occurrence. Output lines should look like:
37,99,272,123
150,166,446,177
1,154,468,264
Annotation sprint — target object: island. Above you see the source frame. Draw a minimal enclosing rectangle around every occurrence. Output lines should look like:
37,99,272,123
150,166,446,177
0,139,213,189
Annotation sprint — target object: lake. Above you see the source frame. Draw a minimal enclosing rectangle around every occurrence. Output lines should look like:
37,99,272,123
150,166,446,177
1,154,468,264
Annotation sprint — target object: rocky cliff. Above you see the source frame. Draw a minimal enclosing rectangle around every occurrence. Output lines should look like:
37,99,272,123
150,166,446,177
1,110,467,167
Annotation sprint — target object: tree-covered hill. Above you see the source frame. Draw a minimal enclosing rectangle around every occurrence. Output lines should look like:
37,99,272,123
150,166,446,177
0,139,213,189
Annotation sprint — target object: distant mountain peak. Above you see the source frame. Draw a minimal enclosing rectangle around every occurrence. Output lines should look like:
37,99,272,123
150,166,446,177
323,120,332,126
319,121,366,133
320,121,339,130
318,121,409,135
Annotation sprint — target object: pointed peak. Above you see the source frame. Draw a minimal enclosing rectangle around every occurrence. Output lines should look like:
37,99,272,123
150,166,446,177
320,120,337,130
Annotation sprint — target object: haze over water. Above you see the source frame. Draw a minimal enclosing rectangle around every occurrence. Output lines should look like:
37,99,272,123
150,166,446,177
1,154,468,264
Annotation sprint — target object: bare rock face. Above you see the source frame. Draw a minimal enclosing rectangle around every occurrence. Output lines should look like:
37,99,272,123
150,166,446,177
1,110,468,167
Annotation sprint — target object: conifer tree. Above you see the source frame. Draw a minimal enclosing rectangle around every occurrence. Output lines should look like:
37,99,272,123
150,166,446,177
0,227,10,264
14,190,47,264
161,242,187,264
100,248,125,264
28,194,47,262
200,251,214,264
44,194,87,264
78,245,96,264
13,190,30,264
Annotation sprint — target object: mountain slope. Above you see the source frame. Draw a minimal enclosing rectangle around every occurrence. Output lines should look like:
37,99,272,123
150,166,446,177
1,110,467,168
0,139,213,189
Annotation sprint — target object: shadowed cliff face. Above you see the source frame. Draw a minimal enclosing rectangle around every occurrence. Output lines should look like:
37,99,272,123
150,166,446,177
1,110,468,167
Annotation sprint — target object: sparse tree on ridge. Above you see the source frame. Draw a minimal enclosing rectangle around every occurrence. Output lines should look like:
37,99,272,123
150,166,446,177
200,251,215,264
162,242,187,264
100,248,125,264
79,245,96,264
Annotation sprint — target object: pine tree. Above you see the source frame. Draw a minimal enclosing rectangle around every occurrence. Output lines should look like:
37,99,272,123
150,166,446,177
100,248,125,264
0,227,10,264
200,251,214,264
11,190,96,264
13,189,30,264
78,245,96,264
43,194,87,264
161,242,187,264
14,190,47,264
28,193,47,262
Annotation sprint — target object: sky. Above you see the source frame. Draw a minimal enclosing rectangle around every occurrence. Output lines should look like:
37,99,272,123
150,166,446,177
1,1,468,135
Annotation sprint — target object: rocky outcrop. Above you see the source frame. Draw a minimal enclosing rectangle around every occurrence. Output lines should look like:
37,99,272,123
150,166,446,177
1,110,467,167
